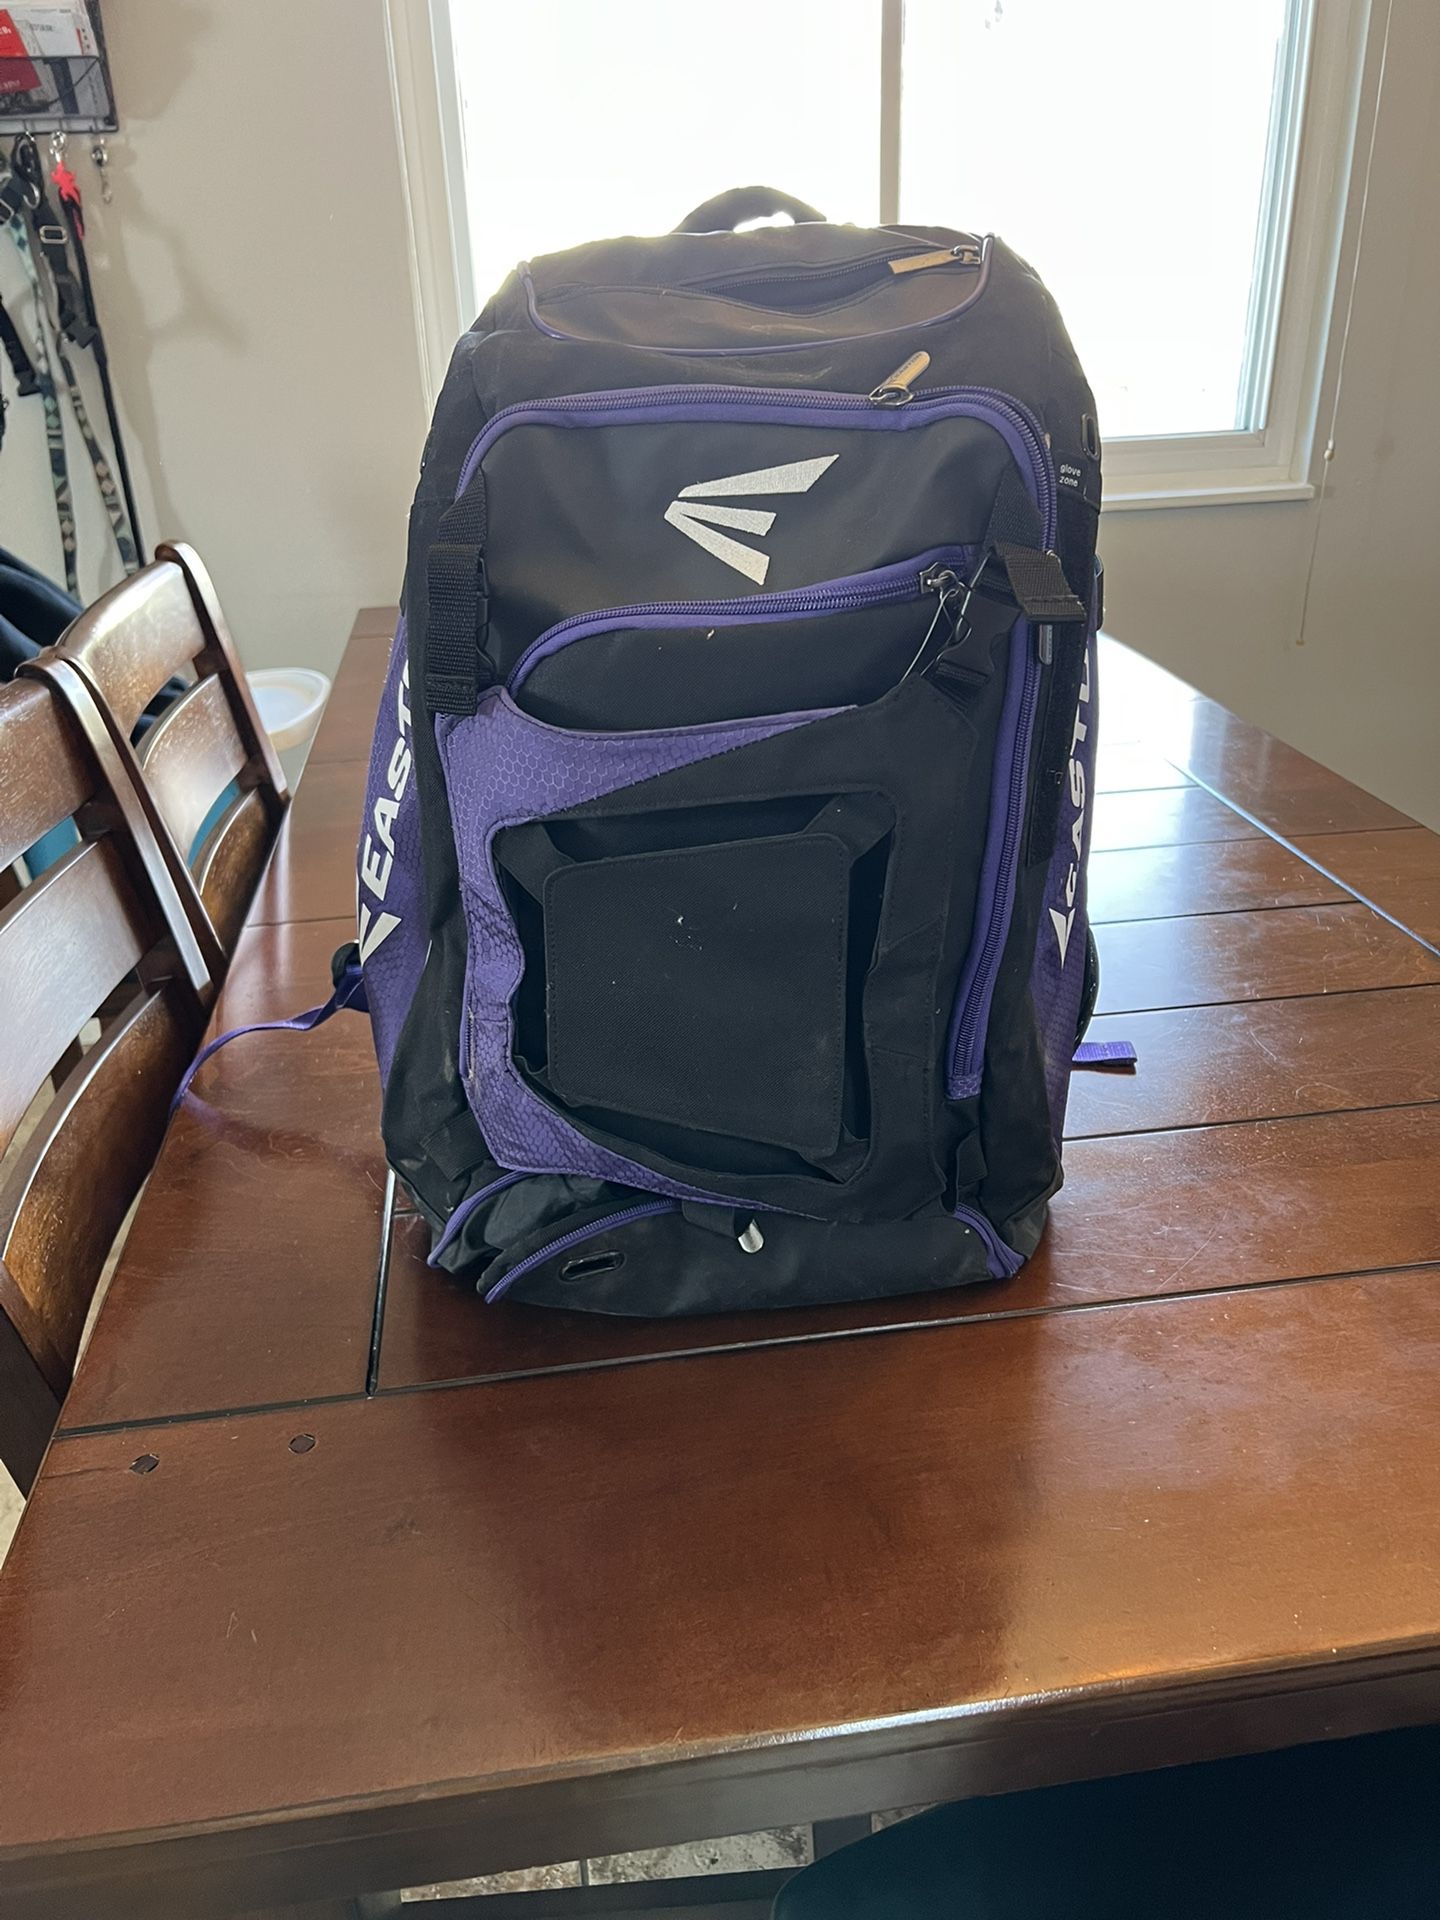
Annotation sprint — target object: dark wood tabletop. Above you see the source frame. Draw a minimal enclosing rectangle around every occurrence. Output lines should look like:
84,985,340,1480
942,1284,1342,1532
2,615,1438,1919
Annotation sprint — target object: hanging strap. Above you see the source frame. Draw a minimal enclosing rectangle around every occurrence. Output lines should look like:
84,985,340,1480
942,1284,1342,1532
169,955,368,1117
0,163,76,592
0,293,38,396
52,156,146,561
12,136,92,347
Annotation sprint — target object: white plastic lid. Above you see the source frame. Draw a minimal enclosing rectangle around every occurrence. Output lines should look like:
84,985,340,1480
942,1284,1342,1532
246,667,332,752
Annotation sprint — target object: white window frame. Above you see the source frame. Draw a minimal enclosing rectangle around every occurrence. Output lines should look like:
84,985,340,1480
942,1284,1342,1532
385,0,1379,511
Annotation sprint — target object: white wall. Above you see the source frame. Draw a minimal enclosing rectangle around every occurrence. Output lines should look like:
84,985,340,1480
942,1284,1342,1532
0,0,426,675
1100,0,1440,831
0,1,1434,830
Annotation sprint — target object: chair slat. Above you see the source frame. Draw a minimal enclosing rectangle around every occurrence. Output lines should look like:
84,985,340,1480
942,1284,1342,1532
195,787,274,954
0,983,198,1375
57,565,203,737
137,674,249,858
0,667,214,1492
51,546,289,965
0,838,152,1156
0,679,93,870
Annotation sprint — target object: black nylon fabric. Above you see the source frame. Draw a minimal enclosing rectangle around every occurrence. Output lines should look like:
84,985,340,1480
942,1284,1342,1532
365,211,1103,1313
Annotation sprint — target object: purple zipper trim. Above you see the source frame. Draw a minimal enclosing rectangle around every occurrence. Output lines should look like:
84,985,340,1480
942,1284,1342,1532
428,1171,528,1267
507,544,976,693
954,1204,1023,1280
518,238,991,353
945,613,1043,1100
484,1200,676,1303
455,384,1050,517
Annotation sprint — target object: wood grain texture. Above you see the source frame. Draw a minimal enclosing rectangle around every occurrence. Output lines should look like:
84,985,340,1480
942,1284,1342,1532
1291,828,1440,947
1068,986,1440,1137
1087,836,1349,924
57,918,384,1431
1095,903,1440,1013
1094,640,1415,836
136,674,250,860
5,1271,1440,1917
0,838,150,1152
50,549,288,966
0,678,92,870
307,630,393,767
378,1106,1440,1390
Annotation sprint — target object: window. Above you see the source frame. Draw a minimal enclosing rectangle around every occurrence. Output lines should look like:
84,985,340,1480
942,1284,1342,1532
395,0,1370,505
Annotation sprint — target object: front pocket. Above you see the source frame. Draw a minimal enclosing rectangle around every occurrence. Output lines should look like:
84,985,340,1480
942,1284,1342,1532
508,547,999,732
545,831,852,1157
497,790,895,1175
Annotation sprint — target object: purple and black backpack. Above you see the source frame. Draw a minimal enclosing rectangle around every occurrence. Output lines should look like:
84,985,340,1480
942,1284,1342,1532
355,187,1106,1314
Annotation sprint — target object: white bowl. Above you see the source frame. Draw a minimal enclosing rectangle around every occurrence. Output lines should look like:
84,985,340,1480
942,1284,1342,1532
246,667,331,752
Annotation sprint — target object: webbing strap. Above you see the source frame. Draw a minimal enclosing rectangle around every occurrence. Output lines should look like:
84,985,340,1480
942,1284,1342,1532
12,138,91,349
981,465,1088,626
169,958,368,1117
425,480,492,715
54,159,145,561
0,199,75,591
994,542,1089,625
1073,1039,1137,1070
0,295,37,395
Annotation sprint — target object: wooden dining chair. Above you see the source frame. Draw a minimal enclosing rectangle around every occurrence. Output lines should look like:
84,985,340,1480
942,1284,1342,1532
41,541,289,970
0,666,213,1493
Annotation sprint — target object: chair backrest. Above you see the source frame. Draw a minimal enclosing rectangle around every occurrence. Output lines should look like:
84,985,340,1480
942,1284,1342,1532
47,542,289,962
0,667,211,1491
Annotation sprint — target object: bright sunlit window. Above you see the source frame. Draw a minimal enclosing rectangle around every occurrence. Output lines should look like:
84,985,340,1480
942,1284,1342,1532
423,0,1356,500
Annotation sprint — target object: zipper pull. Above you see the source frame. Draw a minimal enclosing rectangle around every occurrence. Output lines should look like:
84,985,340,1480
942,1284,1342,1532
904,553,993,684
870,350,931,407
738,1220,764,1254
888,241,983,274
902,564,966,678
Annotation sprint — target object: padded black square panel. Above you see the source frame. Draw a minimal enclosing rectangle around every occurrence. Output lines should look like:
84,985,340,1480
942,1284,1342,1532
544,832,850,1157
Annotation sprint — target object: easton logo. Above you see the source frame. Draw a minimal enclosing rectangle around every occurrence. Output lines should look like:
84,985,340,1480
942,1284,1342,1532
357,654,412,964
1048,642,1092,968
662,454,839,584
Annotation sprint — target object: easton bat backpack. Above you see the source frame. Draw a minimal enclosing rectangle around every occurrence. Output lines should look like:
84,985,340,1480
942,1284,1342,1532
353,186,1111,1315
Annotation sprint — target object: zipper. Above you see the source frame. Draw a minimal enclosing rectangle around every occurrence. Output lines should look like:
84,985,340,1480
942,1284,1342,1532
507,544,978,696
945,610,1050,1097
685,241,982,297
484,1200,675,1303
954,1203,1023,1280
428,1170,527,1266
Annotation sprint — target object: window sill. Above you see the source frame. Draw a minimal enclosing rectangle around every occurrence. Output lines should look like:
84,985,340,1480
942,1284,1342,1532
1102,476,1317,513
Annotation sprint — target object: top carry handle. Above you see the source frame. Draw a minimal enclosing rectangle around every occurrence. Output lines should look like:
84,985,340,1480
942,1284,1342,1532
673,186,826,233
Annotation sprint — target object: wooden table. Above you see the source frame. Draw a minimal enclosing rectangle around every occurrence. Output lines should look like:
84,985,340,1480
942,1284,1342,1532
1,615,1437,1919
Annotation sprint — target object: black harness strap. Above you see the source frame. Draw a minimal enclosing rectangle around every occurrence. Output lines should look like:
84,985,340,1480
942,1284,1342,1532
12,137,92,348
1,157,76,591
0,294,37,396
53,156,145,562
425,477,494,715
